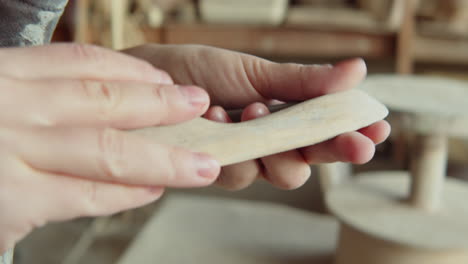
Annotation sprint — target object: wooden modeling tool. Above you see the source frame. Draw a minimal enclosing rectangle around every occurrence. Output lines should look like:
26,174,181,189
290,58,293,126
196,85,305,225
132,89,388,166
327,75,468,264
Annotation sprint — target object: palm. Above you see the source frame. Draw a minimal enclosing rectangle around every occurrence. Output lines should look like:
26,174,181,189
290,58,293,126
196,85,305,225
126,44,273,108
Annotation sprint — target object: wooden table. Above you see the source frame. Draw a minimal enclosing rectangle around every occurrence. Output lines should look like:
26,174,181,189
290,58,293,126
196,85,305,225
117,194,339,264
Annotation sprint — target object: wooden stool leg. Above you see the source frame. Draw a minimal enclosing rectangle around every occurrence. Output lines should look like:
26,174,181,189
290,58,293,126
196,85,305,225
396,0,416,74
409,134,448,211
318,162,351,194
110,0,128,49
318,162,352,213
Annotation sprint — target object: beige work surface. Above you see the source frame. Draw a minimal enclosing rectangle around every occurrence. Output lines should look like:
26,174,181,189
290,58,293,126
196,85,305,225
117,195,338,264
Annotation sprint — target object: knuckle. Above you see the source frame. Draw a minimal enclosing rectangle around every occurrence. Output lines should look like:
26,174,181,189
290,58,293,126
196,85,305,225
79,181,99,215
152,85,170,122
0,154,23,188
152,145,186,185
162,148,179,183
98,128,126,181
277,63,308,93
152,84,168,105
68,43,105,62
78,80,122,121
283,63,309,98
297,64,309,95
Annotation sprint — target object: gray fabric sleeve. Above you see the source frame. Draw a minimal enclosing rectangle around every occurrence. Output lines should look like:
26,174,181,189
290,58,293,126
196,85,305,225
0,0,69,46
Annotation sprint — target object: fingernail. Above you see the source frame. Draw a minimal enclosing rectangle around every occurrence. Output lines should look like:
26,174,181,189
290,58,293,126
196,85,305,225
195,153,220,179
334,57,367,73
179,85,209,107
256,104,268,116
214,108,229,122
147,187,164,195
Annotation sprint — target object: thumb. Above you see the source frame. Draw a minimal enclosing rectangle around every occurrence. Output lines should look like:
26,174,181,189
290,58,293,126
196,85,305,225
246,57,367,102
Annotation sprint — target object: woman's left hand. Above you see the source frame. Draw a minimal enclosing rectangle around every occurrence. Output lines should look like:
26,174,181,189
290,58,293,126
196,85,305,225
124,44,390,190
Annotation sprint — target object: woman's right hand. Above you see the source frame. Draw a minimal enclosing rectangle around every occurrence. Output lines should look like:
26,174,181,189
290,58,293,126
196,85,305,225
0,43,220,253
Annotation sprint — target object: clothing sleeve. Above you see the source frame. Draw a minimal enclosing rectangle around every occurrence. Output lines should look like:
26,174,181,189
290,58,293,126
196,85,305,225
0,0,69,46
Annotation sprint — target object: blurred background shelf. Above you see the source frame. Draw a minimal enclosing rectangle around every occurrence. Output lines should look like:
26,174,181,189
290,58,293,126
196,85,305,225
152,23,395,58
55,0,468,70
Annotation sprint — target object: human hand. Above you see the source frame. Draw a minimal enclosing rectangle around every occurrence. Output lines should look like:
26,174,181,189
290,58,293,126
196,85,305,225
0,44,220,252
124,44,390,190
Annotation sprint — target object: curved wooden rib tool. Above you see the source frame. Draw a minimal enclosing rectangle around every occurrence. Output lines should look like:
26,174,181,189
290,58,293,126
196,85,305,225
132,89,389,166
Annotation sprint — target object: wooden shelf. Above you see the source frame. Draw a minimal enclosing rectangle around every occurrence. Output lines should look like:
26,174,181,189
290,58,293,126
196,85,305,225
414,35,468,65
142,23,395,59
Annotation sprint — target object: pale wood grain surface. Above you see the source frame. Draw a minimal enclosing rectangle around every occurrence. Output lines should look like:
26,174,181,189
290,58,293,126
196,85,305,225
132,90,388,166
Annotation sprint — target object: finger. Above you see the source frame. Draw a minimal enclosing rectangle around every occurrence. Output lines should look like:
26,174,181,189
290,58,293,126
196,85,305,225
0,43,173,84
358,120,391,144
34,171,165,221
16,127,220,188
15,79,209,129
301,131,376,165
204,106,261,190
242,103,311,190
203,106,233,123
0,157,163,247
245,57,367,102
